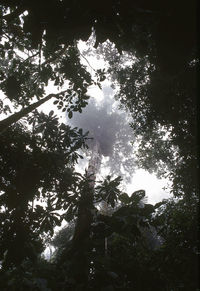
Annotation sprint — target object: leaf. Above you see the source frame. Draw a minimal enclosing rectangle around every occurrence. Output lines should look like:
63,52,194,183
130,190,145,203
68,111,73,119
140,204,155,216
64,204,75,221
34,124,45,133
49,110,54,117
52,215,62,227
119,193,130,204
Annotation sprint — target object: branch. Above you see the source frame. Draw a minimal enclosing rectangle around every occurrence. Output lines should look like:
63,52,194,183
0,90,68,134
79,52,96,72
23,51,40,63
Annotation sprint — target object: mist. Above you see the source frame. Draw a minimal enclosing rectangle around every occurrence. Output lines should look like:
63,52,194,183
67,85,136,182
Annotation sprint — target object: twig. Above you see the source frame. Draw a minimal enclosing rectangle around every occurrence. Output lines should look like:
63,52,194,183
79,52,96,72
23,51,40,63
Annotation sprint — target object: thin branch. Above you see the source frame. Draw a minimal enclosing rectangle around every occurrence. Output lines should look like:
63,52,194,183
79,52,96,72
23,51,40,63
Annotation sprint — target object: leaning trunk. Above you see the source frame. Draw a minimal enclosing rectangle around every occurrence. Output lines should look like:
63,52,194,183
0,90,67,134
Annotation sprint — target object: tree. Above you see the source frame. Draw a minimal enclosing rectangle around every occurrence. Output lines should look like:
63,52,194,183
50,188,199,290
51,182,159,290
0,3,198,200
0,39,96,130
85,35,198,200
1,1,196,71
68,94,136,182
152,197,199,290
0,3,108,131
0,1,198,290
0,1,197,126
0,110,88,289
79,25,198,200
111,53,198,200
0,90,67,134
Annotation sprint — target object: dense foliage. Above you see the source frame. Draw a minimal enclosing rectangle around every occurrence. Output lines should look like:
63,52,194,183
0,1,199,290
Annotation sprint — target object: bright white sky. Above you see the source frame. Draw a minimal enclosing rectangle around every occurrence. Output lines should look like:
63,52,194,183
0,40,172,205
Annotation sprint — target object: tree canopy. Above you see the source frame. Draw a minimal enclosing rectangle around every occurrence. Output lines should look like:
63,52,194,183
0,1,199,290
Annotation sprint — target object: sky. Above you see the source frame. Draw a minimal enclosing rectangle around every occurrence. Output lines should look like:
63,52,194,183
0,40,172,206
39,80,172,206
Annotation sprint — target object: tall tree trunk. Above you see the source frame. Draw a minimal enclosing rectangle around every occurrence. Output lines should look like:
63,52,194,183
69,141,101,287
72,141,101,247
0,90,67,134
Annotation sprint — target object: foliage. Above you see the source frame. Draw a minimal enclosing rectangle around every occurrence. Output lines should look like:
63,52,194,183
0,1,197,124
0,6,107,132
1,0,196,70
50,186,156,290
91,40,198,201
0,2,198,290
50,186,199,290
152,196,199,290
80,28,198,201
0,116,198,289
116,57,198,199
0,110,88,272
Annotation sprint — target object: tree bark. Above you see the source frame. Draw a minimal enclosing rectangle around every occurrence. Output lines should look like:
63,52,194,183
69,141,101,287
72,141,101,247
0,90,67,134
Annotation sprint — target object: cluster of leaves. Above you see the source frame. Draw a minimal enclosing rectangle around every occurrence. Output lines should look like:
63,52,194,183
50,184,199,291
2,0,196,69
0,110,198,290
1,1,197,112
95,176,122,208
87,35,198,200
151,197,199,290
0,110,89,280
0,37,94,114
0,6,108,134
115,55,198,199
